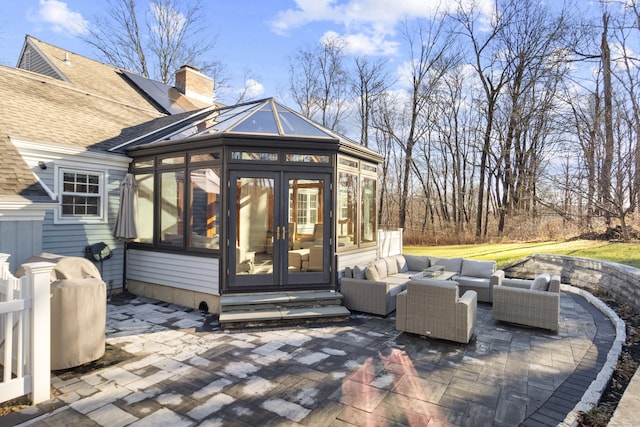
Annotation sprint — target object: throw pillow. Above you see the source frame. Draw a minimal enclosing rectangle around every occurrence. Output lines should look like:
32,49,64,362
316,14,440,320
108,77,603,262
374,259,388,279
365,264,381,281
385,257,399,276
531,273,551,291
404,254,430,271
343,266,353,278
353,265,366,279
396,255,409,273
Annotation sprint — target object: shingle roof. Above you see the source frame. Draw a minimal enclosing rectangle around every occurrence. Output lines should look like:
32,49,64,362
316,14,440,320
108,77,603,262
0,135,51,203
0,35,208,202
0,65,164,150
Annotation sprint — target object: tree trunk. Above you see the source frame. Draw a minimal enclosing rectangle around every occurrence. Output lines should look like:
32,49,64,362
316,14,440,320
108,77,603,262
601,12,614,227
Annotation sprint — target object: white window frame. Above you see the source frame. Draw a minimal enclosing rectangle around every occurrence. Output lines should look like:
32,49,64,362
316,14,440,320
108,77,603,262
292,189,318,235
54,166,107,224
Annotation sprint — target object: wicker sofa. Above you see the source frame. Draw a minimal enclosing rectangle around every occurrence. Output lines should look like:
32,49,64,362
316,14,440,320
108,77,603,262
340,254,504,315
339,255,412,315
492,273,561,331
396,278,477,344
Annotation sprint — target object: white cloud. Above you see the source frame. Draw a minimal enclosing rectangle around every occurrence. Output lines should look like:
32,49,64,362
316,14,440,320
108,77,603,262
270,0,494,35
342,30,399,56
270,0,494,58
243,79,265,98
29,0,89,36
270,0,336,35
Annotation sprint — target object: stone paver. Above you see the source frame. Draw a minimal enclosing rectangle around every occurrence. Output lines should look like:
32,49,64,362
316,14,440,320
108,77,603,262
0,290,620,427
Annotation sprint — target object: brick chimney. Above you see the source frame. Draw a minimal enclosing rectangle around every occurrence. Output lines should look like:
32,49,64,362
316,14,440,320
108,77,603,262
175,65,214,105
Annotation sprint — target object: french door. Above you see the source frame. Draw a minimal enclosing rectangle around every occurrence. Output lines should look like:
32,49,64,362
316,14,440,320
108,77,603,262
228,170,331,290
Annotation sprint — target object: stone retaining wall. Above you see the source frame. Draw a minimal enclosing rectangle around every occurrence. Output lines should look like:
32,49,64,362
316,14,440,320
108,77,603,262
502,254,640,310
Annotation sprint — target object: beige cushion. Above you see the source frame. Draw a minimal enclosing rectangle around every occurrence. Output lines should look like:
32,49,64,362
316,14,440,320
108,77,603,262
374,259,388,279
343,267,353,278
531,273,551,291
404,254,429,271
365,264,381,281
461,259,495,277
385,257,399,276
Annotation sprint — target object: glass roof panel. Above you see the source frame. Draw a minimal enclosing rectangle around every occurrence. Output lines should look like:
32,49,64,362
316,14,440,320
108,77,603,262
140,98,338,146
231,110,280,134
167,103,257,140
277,111,332,137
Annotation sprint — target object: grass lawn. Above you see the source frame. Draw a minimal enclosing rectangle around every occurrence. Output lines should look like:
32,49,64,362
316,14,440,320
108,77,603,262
403,239,640,269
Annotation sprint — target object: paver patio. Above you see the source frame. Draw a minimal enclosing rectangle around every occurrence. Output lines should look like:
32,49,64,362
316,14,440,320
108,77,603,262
1,289,619,427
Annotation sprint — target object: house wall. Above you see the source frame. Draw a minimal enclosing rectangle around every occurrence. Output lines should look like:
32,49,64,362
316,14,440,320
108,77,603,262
126,249,220,312
14,139,131,293
39,167,128,294
0,218,43,273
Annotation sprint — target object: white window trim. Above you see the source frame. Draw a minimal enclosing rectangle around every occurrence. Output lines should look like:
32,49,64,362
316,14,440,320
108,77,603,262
54,165,108,224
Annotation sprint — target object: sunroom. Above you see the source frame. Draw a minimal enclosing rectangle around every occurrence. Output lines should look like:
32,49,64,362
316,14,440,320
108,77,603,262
120,98,382,314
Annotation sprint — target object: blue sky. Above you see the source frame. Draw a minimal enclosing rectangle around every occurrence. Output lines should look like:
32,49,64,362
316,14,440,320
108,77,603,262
0,0,494,105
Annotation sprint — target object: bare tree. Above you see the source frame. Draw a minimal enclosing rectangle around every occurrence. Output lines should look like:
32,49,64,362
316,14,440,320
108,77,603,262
600,11,615,227
453,0,514,238
288,46,320,119
493,0,570,234
352,57,392,147
288,36,351,132
395,17,458,230
84,0,221,84
557,2,640,240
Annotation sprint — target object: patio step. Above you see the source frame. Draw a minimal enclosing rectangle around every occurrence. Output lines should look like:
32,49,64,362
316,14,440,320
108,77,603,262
219,291,350,328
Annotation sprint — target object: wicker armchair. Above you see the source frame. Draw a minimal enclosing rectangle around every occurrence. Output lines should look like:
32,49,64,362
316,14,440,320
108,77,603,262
396,279,477,344
492,274,561,331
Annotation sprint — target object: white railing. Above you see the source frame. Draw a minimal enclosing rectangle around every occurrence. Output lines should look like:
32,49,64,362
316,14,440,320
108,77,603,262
377,228,404,258
0,254,53,405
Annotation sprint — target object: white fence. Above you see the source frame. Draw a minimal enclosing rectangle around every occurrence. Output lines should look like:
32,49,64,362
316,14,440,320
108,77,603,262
0,254,53,405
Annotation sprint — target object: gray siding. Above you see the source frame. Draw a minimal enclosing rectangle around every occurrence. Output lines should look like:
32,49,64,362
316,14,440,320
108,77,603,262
127,250,220,295
17,43,65,80
42,168,127,292
0,219,43,273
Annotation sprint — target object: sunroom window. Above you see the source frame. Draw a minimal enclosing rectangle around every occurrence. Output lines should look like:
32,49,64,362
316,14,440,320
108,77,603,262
189,167,220,249
337,158,378,250
159,170,184,246
337,172,358,248
133,151,221,251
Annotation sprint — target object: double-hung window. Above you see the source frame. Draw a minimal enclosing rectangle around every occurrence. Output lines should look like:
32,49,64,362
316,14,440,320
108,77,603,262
56,168,106,223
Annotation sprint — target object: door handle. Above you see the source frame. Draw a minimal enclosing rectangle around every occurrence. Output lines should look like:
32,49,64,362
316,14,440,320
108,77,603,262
274,226,287,241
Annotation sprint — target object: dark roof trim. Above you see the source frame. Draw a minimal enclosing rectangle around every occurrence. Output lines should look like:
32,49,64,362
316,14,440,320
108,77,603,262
108,105,218,152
